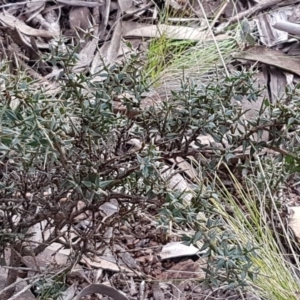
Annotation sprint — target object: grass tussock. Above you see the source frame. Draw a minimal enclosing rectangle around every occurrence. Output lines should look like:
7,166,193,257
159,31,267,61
213,165,300,300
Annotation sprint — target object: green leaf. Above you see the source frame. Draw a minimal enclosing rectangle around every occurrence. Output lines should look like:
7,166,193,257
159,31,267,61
0,143,10,151
98,180,114,189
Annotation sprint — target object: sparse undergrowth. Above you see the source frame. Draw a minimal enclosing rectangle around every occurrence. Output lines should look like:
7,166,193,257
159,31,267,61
1,42,300,299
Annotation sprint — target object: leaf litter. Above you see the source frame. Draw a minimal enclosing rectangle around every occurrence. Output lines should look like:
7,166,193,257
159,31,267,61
1,0,300,299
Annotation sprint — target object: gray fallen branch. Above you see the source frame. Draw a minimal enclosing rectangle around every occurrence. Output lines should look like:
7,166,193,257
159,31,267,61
272,21,300,36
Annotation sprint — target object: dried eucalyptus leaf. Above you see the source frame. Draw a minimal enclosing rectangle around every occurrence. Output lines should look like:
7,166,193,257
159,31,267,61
118,0,133,13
